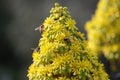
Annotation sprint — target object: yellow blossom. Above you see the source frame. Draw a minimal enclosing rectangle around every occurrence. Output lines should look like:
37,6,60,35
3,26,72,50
65,19,76,27
44,17,53,27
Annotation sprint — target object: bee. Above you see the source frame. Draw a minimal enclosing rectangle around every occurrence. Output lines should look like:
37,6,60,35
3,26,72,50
31,46,40,52
64,37,71,44
35,24,44,33
64,37,71,51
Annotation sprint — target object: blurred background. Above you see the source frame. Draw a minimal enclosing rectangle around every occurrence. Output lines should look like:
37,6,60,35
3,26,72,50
0,0,98,80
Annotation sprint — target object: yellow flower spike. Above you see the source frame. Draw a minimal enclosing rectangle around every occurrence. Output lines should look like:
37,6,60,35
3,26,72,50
28,3,109,80
85,0,120,71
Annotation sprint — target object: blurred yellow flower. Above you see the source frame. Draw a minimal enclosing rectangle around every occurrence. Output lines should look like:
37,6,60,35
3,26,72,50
85,0,120,71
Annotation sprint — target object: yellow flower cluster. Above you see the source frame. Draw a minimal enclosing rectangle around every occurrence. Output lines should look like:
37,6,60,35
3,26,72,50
27,3,109,80
85,0,120,61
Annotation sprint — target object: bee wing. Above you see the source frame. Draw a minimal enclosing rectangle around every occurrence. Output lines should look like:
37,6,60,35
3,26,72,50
31,47,39,52
31,48,35,50
35,27,40,31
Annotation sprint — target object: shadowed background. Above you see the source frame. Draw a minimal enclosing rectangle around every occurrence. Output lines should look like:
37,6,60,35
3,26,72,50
0,0,98,80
